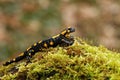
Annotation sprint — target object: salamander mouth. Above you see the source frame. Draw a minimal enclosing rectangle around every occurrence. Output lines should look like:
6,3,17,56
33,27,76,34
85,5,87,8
69,27,75,33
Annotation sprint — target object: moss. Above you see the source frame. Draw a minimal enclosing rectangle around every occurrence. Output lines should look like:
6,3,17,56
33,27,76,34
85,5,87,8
0,37,120,80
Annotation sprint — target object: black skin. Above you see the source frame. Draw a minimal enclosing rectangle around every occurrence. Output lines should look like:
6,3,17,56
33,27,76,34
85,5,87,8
3,27,75,66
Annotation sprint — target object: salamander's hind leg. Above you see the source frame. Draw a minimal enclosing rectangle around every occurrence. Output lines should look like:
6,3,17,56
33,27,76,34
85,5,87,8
25,50,34,63
25,54,32,66
26,55,32,63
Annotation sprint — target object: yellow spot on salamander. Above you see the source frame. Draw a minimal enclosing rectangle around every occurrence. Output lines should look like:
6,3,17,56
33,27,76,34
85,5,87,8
34,43,37,46
68,27,71,28
50,41,54,45
38,40,42,43
52,34,59,38
19,53,24,56
7,61,10,63
31,49,34,52
13,58,16,61
29,53,31,56
61,30,66,35
44,43,47,48
27,47,31,51
65,34,70,38
67,30,70,33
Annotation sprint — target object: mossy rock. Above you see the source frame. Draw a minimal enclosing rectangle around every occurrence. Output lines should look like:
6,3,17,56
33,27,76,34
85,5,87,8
0,38,120,80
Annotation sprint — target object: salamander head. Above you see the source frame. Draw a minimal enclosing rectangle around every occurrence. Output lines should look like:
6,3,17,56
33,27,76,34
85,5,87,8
66,27,75,33
60,27,75,38
52,27,75,39
59,27,75,46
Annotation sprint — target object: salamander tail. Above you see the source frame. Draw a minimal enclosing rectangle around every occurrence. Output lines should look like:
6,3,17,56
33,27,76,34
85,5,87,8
3,52,25,66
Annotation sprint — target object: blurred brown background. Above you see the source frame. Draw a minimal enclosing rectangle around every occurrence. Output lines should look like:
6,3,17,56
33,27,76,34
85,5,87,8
0,0,120,62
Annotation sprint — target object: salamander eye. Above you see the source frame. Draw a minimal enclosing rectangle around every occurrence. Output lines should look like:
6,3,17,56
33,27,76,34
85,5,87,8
67,27,75,33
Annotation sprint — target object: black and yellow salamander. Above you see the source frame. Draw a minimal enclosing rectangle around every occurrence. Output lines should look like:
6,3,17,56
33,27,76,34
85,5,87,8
3,27,75,66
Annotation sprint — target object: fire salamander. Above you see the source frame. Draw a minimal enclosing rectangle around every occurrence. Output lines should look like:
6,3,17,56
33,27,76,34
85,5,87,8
3,27,75,66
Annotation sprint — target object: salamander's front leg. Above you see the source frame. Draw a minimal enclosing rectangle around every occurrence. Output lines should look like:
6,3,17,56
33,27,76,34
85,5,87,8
60,36,74,47
61,39,74,45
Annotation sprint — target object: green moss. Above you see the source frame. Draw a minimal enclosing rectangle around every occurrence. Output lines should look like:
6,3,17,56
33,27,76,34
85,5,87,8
0,37,120,80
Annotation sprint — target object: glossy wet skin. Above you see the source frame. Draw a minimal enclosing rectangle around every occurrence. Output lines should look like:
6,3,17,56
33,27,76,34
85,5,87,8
3,27,75,66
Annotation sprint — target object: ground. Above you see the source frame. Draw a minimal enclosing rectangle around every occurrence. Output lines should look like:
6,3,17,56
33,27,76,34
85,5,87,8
0,37,120,80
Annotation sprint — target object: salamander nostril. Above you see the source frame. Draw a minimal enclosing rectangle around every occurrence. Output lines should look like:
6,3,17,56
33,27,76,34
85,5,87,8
68,27,75,33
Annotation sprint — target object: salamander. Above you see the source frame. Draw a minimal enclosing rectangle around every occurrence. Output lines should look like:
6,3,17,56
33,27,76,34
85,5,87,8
3,27,75,66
